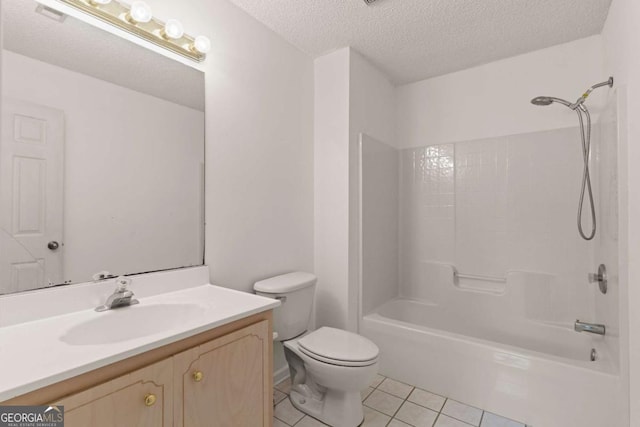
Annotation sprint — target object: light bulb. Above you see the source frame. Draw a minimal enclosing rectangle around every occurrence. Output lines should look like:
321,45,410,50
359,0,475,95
128,1,152,24
163,19,184,39
90,0,111,5
192,35,211,54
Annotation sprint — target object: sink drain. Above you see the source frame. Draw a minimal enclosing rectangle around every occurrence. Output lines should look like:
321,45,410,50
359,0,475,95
591,348,598,361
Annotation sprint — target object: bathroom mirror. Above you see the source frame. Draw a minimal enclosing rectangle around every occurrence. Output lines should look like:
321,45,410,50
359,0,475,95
0,0,205,294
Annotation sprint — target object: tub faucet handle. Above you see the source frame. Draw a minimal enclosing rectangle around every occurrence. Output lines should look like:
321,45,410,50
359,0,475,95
588,264,607,294
588,273,602,282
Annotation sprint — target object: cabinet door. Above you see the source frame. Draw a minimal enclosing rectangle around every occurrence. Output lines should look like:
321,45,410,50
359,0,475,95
174,320,272,427
55,358,173,427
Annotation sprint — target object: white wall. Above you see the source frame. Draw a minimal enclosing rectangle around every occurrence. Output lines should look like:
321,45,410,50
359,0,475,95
396,36,606,148
314,48,395,330
349,51,396,329
141,0,315,294
602,0,640,424
314,48,351,330
350,51,396,147
2,50,204,283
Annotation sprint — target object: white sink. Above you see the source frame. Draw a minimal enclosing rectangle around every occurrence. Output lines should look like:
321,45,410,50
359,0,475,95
60,303,206,345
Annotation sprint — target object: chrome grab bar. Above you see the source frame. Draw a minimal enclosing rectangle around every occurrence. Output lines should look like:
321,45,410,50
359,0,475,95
453,267,506,283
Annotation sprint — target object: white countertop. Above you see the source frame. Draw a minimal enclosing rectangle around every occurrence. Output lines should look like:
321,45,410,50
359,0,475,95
0,283,279,401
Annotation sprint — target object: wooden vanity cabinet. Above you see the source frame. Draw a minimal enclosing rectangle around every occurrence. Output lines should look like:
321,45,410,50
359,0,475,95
54,359,173,427
7,312,273,427
174,320,271,426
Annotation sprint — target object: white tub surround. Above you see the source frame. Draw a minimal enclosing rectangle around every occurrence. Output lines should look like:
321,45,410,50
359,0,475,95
358,87,623,426
0,266,279,402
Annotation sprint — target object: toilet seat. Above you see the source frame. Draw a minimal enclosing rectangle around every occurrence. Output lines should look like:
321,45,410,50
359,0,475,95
298,346,378,367
297,327,379,367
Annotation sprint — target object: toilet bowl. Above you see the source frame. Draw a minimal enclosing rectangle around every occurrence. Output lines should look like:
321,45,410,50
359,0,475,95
254,272,379,427
284,328,378,427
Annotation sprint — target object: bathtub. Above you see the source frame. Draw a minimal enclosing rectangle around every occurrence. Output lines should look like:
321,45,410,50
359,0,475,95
361,298,623,427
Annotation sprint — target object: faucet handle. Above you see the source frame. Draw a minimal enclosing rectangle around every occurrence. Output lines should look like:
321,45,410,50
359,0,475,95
115,276,132,292
588,264,608,294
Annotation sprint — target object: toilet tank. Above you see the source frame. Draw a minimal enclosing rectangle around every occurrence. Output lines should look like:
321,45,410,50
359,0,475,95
254,272,317,341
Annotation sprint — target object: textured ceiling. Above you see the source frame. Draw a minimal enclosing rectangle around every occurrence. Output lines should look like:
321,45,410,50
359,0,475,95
227,0,613,85
3,0,204,111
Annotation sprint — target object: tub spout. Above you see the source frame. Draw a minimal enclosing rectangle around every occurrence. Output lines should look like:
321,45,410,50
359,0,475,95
574,320,605,336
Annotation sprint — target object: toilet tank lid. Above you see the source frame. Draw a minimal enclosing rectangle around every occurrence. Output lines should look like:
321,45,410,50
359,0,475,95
254,272,317,294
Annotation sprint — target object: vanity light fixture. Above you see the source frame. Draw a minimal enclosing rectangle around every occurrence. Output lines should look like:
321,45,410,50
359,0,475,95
126,1,152,24
162,19,184,40
55,0,210,62
192,35,212,54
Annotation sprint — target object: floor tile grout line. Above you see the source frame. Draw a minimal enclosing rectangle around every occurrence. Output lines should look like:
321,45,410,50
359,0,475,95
407,388,447,413
363,404,397,425
433,411,443,427
441,397,485,427
438,412,479,427
442,408,482,427
411,395,445,415
399,392,440,427
388,393,406,420
367,385,445,419
274,414,292,426
362,388,406,420
440,397,449,414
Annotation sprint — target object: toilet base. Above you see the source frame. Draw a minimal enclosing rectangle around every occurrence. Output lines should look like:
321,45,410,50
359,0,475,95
289,389,364,427
282,331,378,427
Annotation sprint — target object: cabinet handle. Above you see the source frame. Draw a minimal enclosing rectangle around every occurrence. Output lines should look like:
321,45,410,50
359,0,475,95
144,394,157,407
193,371,204,382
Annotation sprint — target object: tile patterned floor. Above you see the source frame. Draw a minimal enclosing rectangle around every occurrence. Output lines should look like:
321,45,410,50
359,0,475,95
273,374,527,427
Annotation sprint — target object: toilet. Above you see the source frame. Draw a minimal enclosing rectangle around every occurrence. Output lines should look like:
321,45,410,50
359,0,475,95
254,272,379,427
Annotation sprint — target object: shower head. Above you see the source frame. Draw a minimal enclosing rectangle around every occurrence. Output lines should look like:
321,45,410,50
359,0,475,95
532,77,614,111
531,96,554,106
530,96,573,108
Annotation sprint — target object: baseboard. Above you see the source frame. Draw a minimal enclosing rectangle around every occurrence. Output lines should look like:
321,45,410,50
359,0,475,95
273,365,290,386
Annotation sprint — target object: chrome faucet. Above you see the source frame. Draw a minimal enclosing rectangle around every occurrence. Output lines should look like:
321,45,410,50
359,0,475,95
575,320,606,336
95,276,139,312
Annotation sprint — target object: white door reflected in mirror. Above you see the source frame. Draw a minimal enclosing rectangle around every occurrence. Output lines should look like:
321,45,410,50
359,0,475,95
0,100,64,292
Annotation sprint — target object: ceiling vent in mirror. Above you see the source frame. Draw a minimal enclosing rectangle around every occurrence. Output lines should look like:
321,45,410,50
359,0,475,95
35,4,67,23
36,0,211,62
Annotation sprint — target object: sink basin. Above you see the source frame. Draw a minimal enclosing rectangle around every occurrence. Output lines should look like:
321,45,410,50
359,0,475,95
60,304,206,345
